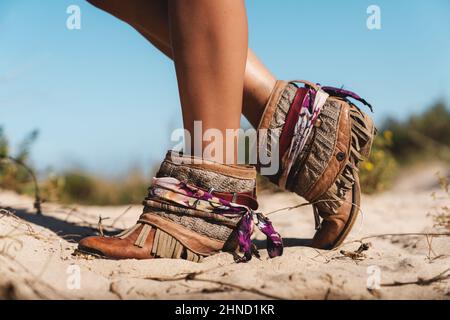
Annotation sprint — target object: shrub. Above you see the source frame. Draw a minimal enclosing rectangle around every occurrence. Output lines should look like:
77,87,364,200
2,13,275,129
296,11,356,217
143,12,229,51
0,127,39,194
384,101,450,164
359,130,398,193
429,174,450,231
360,101,450,193
40,168,150,206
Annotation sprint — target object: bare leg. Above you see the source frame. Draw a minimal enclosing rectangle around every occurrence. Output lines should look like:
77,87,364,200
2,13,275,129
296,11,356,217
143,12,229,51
87,0,276,128
166,0,247,164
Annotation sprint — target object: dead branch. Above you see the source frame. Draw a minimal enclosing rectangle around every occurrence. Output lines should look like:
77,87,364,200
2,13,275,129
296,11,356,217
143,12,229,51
1,156,42,215
110,206,132,228
265,202,311,216
143,271,285,300
381,268,450,287
339,242,371,260
337,232,450,250
97,215,110,237
109,281,124,300
0,255,68,299
0,208,61,243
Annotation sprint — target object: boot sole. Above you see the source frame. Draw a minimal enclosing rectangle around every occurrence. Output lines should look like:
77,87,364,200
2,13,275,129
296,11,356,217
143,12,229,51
75,245,119,260
76,245,159,260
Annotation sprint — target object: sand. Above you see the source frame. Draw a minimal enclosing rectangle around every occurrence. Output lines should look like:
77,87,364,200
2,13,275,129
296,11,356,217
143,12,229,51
0,164,449,300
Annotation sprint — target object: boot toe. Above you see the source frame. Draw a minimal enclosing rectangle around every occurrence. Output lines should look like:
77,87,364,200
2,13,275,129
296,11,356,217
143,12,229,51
78,236,110,257
311,179,361,250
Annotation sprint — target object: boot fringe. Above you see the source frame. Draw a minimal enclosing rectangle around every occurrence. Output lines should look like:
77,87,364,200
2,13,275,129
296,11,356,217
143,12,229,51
349,106,376,158
314,105,375,214
135,224,152,248
115,221,204,262
151,227,203,262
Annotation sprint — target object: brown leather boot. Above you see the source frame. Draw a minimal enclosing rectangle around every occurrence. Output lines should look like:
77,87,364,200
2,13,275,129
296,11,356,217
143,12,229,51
78,151,261,262
257,79,375,249
311,174,361,249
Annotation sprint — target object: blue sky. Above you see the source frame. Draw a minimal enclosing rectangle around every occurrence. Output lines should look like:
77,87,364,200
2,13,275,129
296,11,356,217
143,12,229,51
1,0,450,176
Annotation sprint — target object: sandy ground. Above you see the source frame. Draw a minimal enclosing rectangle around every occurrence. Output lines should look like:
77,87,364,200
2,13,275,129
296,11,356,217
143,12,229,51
0,164,449,300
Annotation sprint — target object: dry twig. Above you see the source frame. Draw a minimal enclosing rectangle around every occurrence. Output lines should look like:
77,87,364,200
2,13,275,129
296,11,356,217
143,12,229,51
337,232,450,250
110,206,132,228
97,215,110,237
381,268,450,287
0,156,42,215
339,242,371,260
143,270,285,300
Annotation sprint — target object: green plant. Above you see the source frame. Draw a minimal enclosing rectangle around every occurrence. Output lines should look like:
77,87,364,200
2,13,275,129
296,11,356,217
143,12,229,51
430,174,450,231
40,168,151,206
384,101,450,163
0,127,151,206
0,127,39,194
359,130,398,194
360,101,450,193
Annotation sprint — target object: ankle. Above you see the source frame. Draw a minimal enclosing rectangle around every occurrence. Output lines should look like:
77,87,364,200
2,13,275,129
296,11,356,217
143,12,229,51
243,77,277,128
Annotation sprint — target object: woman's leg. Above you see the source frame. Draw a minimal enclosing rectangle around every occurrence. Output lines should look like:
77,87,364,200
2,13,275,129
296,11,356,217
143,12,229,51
79,1,261,261
167,0,247,164
87,0,276,128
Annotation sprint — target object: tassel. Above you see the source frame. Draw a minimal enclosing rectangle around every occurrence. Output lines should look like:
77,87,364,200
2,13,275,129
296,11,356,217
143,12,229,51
151,228,161,255
186,249,194,262
157,231,168,257
172,241,183,259
166,235,176,258
349,107,376,158
150,227,204,262
134,224,152,248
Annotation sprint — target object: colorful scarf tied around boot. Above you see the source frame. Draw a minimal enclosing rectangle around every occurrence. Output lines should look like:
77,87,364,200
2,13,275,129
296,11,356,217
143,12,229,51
277,82,374,190
278,84,329,189
148,177,283,262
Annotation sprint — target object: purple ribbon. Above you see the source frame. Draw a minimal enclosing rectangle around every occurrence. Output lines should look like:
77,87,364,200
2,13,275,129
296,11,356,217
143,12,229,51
236,211,284,263
321,86,373,112
152,177,284,263
255,212,284,258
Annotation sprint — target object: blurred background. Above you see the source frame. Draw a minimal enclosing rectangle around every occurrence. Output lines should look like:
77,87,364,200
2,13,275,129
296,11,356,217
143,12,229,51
1,0,450,205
